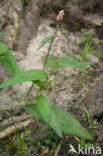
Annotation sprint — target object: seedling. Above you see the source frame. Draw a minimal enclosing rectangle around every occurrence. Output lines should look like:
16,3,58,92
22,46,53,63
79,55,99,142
82,33,103,59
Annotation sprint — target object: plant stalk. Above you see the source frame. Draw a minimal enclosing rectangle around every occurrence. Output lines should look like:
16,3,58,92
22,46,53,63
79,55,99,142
43,21,59,70
23,83,34,101
0,97,35,112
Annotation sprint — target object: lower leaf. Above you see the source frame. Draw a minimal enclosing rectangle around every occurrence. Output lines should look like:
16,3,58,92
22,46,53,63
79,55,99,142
36,95,62,138
53,106,93,140
24,104,43,122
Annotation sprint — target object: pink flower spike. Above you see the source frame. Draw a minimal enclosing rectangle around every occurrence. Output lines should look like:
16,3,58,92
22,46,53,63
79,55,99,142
55,37,59,43
57,10,64,21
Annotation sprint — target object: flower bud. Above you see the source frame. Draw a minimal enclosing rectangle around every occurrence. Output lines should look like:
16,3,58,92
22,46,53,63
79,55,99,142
57,10,64,21
55,37,59,43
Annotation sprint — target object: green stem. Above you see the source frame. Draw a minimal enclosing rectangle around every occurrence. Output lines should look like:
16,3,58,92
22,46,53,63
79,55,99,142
0,97,35,112
43,37,54,70
23,83,34,101
44,57,59,89
48,58,58,80
43,21,59,70
25,97,35,105
0,103,25,112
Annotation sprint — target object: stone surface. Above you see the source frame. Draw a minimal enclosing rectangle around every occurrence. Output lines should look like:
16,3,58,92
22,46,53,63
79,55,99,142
83,77,103,117
1,0,103,49
13,5,40,54
0,0,39,51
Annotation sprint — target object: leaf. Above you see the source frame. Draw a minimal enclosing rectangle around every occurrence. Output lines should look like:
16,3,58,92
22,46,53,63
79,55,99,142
45,57,56,68
62,28,68,35
36,95,62,138
82,34,93,58
0,42,9,59
37,36,53,51
25,102,93,140
0,42,20,75
25,104,43,121
0,32,2,36
53,106,93,140
0,69,46,88
33,80,43,89
45,57,91,69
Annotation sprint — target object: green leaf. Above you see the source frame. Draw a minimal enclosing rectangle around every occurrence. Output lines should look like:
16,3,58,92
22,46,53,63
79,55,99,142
25,104,43,121
36,95,62,138
25,103,93,140
0,69,46,88
0,42,20,75
33,80,43,89
0,42,9,59
53,106,93,140
62,28,68,35
81,28,87,32
45,57,56,68
37,36,53,51
45,57,91,69
0,32,2,36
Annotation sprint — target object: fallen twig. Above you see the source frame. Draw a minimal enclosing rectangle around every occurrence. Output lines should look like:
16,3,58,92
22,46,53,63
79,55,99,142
42,147,49,155
53,140,63,156
74,136,80,142
0,119,32,140
1,114,32,127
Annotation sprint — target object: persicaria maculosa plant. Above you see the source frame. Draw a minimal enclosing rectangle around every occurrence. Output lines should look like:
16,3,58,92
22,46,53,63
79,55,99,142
0,10,93,141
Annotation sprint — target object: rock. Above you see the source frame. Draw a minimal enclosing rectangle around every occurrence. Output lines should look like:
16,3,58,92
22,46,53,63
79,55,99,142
0,116,3,122
82,77,103,117
87,54,99,63
0,0,40,51
0,93,12,107
0,66,9,83
2,111,10,119
83,14,103,26
0,0,103,50
0,0,23,47
13,5,40,54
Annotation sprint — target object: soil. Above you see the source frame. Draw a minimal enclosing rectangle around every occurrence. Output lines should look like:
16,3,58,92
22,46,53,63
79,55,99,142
0,1,103,156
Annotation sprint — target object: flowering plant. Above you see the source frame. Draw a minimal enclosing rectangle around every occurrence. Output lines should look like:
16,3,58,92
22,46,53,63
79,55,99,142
0,10,93,140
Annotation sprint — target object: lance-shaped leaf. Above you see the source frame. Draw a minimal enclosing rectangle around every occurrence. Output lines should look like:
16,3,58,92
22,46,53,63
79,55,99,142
0,42,20,75
45,57,91,69
25,103,93,140
25,104,43,122
37,36,53,51
0,69,46,88
36,95,62,138
53,106,93,140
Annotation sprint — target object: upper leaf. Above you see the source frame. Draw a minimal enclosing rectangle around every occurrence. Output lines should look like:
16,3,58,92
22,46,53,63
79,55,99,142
0,42,20,75
45,57,91,69
33,80,43,89
0,69,46,88
53,106,93,140
36,36,53,51
36,95,62,138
